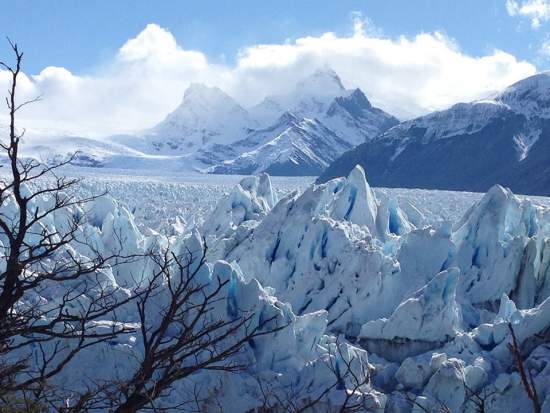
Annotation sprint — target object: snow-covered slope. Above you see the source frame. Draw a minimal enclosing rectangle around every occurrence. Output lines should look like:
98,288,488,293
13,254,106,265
18,135,146,167
320,72,550,196
251,67,348,124
323,88,399,146
251,68,397,144
496,71,550,119
209,113,352,176
15,134,211,173
116,83,258,156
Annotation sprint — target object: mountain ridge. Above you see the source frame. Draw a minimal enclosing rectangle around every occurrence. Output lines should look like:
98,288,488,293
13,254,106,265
139,68,398,174
318,72,550,196
19,67,397,174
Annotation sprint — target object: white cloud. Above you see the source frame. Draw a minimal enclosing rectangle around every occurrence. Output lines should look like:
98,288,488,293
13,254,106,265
506,0,550,29
0,22,538,137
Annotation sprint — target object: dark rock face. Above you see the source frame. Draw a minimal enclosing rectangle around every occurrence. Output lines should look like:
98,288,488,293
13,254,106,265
319,114,550,195
319,73,550,196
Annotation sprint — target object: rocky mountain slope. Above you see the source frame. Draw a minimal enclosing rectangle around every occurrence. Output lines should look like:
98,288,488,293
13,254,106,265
208,112,352,176
201,68,397,175
319,72,550,196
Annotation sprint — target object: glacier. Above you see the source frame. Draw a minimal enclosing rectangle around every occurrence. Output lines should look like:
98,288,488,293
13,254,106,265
198,165,550,411
5,165,550,412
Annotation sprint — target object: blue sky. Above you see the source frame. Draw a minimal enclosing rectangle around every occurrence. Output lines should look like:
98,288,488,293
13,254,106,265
0,0,548,135
1,0,548,74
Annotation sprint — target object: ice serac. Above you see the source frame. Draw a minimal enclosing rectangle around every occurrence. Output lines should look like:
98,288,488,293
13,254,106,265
150,241,387,410
491,294,550,358
197,169,550,410
203,173,276,239
422,358,466,412
14,190,387,411
206,169,426,336
12,164,550,410
329,165,378,235
452,184,550,308
359,268,461,343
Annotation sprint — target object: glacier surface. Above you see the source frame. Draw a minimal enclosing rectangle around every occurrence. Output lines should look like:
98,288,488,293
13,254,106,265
5,166,550,412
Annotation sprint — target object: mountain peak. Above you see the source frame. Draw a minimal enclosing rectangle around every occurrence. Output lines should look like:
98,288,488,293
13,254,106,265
345,88,373,108
148,83,254,147
328,88,374,119
295,67,346,96
495,71,550,119
182,83,234,105
276,111,300,125
167,82,248,119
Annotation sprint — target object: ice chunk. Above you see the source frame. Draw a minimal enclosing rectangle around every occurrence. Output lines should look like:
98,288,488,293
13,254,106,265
395,357,431,390
452,185,546,306
360,268,461,342
203,173,277,238
423,358,465,412
329,165,379,235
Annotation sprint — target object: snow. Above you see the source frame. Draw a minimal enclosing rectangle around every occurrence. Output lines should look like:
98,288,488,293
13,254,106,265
210,116,352,175
250,67,347,124
210,69,397,174
377,100,511,146
497,72,550,120
377,71,550,148
513,129,541,161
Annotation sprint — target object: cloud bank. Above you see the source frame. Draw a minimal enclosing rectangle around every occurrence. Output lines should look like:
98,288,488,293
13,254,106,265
0,22,537,136
506,0,550,29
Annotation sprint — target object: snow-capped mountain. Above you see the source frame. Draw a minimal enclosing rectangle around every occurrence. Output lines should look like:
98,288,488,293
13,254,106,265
251,67,348,124
135,83,258,154
21,68,396,174
251,68,398,145
319,72,550,196
496,71,550,119
204,69,397,175
209,112,352,176
196,111,303,166
323,88,399,146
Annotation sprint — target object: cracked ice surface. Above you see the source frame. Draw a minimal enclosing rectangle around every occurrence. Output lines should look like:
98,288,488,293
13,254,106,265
6,165,550,412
